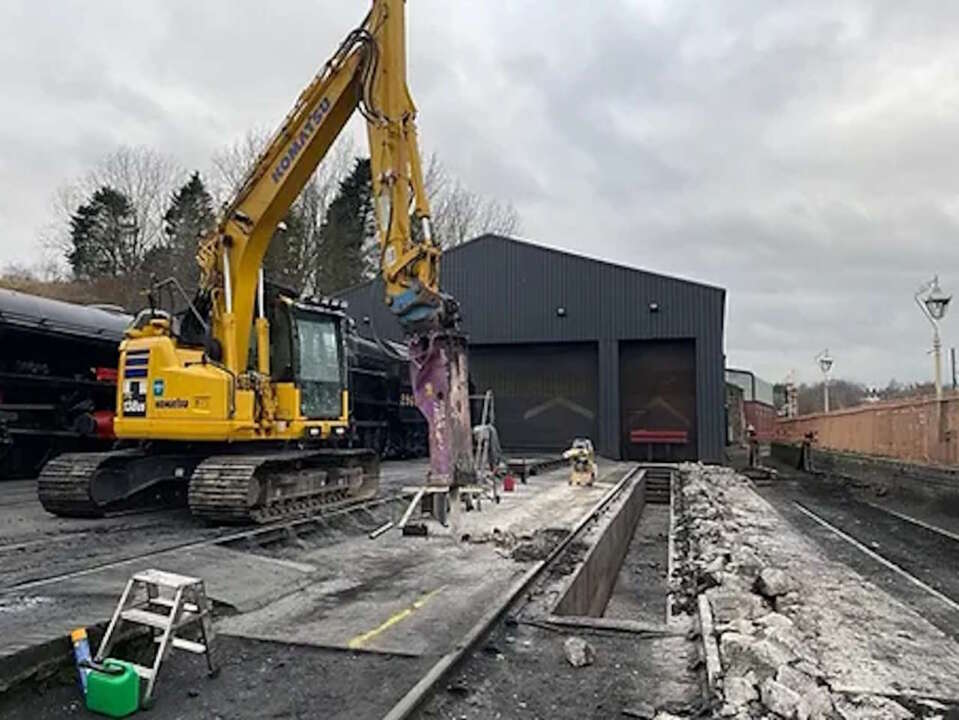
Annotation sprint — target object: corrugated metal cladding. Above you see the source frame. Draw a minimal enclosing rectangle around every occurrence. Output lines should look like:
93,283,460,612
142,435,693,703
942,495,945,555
337,234,726,462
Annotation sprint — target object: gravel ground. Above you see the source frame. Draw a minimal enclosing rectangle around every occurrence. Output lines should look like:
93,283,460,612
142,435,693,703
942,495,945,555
0,635,432,720
416,617,702,720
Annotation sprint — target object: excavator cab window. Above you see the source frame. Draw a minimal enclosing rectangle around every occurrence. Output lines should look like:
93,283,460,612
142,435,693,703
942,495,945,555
292,308,346,419
268,302,295,382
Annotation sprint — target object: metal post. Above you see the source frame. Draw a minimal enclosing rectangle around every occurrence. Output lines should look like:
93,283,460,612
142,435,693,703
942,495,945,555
257,268,265,319
816,350,833,414
934,326,943,401
952,347,956,390
916,276,951,401
222,250,233,313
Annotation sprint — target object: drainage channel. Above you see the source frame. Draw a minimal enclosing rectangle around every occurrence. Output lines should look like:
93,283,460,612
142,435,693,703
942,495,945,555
603,467,672,625
410,465,704,719
546,463,675,628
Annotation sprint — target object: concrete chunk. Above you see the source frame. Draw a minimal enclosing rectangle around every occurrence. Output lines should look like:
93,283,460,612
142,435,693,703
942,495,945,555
803,685,836,720
707,588,768,624
723,675,758,707
721,633,795,681
776,664,818,697
756,567,795,598
562,636,594,667
760,677,802,719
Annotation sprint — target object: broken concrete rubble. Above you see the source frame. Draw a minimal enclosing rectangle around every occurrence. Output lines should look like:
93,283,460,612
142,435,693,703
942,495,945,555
719,632,795,681
756,567,795,599
680,464,832,717
562,636,594,667
675,463,959,720
723,674,758,706
706,587,769,624
760,677,803,719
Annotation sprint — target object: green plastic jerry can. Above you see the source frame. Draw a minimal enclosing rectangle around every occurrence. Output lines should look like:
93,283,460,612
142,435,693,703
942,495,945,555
85,659,140,718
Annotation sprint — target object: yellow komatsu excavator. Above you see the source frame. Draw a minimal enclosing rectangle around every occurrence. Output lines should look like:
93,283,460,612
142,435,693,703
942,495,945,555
39,0,474,523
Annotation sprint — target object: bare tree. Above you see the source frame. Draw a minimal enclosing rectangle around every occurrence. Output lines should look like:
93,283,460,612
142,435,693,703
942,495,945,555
421,153,520,248
1,255,63,283
209,130,357,294
208,128,271,204
47,146,182,276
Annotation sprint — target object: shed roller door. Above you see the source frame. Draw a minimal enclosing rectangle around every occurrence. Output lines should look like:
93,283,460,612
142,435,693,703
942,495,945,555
469,343,598,453
620,340,697,461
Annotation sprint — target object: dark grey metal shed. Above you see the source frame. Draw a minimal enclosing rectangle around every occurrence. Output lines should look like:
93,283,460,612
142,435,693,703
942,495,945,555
337,234,726,462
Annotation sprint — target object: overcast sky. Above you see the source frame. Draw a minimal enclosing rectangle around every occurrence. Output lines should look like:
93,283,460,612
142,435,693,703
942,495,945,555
2,1,958,386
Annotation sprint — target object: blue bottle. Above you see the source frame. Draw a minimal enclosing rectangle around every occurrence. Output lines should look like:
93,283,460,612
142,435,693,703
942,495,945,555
71,627,93,693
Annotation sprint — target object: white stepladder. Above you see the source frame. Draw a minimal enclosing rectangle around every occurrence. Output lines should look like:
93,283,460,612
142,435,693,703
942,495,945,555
95,569,217,707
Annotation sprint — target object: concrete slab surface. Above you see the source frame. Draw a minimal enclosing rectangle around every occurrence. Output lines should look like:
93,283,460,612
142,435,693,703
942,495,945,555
221,464,625,656
0,545,317,663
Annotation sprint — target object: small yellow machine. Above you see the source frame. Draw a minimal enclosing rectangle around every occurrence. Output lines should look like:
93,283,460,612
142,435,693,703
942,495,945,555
39,0,474,523
563,438,598,487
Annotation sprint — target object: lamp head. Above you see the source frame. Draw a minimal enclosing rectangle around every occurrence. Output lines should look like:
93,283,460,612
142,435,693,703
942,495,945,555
817,349,833,375
924,276,951,321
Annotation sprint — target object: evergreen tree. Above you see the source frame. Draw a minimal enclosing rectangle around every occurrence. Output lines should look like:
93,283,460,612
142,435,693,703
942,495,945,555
314,158,373,294
157,171,215,290
263,206,310,293
67,186,139,279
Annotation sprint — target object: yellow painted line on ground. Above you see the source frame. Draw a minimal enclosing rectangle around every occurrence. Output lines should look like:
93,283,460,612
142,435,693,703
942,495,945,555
348,586,446,649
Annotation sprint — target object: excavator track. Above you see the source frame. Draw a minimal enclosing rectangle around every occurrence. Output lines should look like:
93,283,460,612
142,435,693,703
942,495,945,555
38,447,379,525
37,451,140,518
188,449,379,524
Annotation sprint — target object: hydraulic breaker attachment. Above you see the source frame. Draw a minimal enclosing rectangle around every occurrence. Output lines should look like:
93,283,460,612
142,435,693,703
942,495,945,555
409,330,475,500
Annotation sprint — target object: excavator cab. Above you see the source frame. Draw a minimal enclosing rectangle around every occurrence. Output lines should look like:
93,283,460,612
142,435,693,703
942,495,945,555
292,308,346,419
264,289,349,421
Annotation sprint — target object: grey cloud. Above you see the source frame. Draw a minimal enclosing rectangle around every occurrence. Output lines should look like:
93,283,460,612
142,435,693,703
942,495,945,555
3,0,959,387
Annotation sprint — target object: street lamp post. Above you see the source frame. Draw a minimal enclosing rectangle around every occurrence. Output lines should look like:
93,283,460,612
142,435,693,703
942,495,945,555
915,276,952,401
815,349,834,413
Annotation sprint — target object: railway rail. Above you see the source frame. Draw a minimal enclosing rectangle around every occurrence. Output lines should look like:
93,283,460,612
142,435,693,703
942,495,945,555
6,493,407,593
793,499,959,613
753,466,959,640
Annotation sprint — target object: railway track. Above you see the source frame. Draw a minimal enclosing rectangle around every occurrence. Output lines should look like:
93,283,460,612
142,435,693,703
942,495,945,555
5,493,407,593
794,501,959,613
754,469,959,639
794,500,959,612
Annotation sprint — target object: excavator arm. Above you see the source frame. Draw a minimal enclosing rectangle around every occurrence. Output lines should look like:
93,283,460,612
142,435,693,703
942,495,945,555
194,0,473,488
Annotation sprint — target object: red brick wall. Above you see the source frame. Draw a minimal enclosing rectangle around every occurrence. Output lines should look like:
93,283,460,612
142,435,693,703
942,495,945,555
776,395,958,466
745,401,776,443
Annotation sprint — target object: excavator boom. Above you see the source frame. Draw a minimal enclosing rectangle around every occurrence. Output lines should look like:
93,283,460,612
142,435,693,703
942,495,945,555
190,0,472,489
